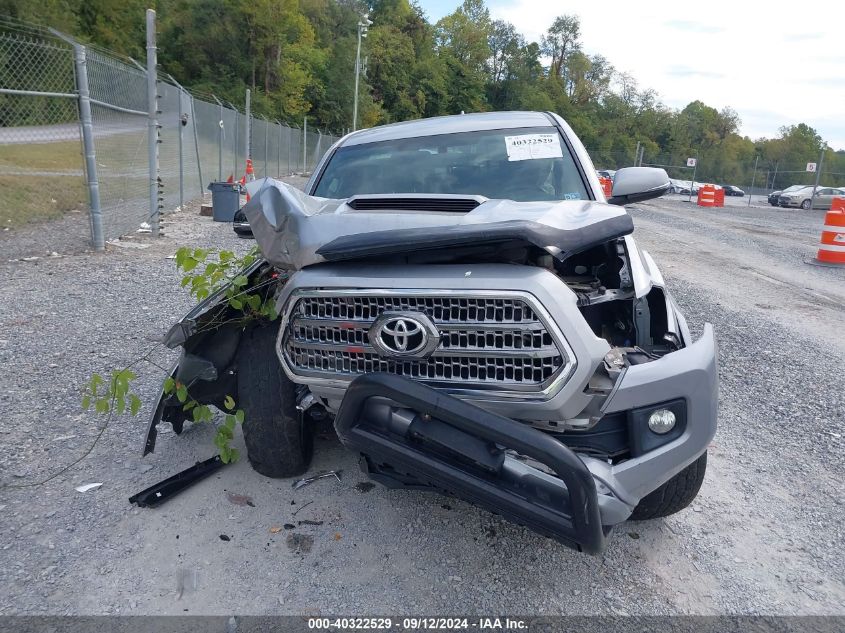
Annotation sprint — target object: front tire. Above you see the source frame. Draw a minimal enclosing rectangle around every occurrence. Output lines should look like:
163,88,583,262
629,452,707,520
801,199,812,210
237,324,313,478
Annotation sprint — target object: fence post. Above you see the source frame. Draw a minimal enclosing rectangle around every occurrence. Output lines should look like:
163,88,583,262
230,104,238,180
748,155,759,207
146,9,160,237
190,95,203,196
302,116,307,174
277,121,282,178
264,117,269,177
287,126,292,175
72,43,104,251
213,96,223,181
172,82,184,211
244,89,251,166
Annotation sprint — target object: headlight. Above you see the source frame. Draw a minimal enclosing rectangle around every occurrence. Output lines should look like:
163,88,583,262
648,409,676,434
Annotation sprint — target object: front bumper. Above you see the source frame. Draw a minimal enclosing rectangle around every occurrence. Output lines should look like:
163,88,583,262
335,373,608,553
333,324,717,551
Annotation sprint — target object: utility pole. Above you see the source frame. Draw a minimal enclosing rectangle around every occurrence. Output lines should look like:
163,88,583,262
633,141,640,167
352,13,372,132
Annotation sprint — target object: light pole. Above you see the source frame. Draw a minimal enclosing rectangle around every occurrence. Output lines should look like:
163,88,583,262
352,13,372,132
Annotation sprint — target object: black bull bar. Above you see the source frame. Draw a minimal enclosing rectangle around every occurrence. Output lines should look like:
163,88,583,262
334,373,607,554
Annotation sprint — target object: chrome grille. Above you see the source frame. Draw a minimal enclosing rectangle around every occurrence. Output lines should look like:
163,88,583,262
281,293,568,391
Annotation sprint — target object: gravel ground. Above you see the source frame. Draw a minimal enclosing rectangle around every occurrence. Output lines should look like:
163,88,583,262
0,192,843,615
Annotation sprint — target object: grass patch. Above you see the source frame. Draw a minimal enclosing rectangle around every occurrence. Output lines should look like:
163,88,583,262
0,175,88,228
0,141,84,172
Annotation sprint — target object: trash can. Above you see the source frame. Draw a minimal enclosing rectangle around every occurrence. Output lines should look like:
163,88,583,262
207,182,240,222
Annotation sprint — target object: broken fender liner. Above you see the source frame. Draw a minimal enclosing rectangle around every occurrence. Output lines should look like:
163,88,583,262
334,373,607,554
129,456,225,508
316,216,634,263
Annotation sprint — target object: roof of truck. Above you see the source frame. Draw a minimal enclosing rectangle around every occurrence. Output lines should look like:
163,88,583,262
341,111,555,147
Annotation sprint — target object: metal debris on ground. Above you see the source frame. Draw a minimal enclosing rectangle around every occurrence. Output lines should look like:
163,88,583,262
129,455,225,508
75,483,103,493
297,520,323,526
291,470,342,490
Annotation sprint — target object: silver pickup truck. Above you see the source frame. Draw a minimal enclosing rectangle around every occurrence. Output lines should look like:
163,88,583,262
146,112,718,554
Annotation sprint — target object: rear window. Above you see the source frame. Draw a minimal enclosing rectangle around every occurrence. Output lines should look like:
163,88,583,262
313,127,590,202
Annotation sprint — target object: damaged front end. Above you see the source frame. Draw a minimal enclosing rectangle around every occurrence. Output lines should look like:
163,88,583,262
335,373,608,553
144,258,281,455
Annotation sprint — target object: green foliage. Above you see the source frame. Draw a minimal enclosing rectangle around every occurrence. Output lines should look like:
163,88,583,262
10,0,843,182
81,369,141,418
174,245,278,321
81,246,282,464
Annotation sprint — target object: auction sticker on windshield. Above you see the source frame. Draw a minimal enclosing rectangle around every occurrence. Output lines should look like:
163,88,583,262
504,133,563,161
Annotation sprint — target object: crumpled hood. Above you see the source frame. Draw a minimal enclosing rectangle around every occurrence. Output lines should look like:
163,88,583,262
243,177,633,270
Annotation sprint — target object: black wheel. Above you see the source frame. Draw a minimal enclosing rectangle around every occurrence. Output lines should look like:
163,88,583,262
236,323,313,478
629,452,707,520
801,199,812,210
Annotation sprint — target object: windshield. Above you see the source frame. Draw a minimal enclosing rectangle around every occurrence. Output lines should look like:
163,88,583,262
313,127,590,202
783,185,806,193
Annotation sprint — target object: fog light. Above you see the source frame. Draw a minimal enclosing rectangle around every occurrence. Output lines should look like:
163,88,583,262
648,409,676,434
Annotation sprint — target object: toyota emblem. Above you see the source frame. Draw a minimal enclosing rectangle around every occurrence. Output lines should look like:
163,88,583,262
369,312,440,359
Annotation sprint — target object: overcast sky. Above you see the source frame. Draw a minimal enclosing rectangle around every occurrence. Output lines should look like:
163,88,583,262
420,0,845,150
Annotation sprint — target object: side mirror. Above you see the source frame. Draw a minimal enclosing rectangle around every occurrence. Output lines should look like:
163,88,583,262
608,167,671,206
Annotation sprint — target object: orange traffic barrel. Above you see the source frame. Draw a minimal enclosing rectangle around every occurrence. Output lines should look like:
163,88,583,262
598,176,612,198
814,197,845,266
697,184,716,207
713,187,725,207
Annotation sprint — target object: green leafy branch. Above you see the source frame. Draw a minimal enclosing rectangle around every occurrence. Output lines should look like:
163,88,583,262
175,246,278,321
161,377,244,464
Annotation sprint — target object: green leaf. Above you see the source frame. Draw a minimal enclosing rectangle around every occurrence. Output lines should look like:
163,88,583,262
181,275,192,287
176,384,188,403
223,395,235,410
235,409,245,424
116,394,125,415
228,298,243,310
197,405,212,423
219,251,233,263
163,377,176,394
129,394,142,416
232,275,248,287
224,415,236,431
82,395,91,410
246,294,261,310
181,257,198,272
95,399,109,414
182,400,196,411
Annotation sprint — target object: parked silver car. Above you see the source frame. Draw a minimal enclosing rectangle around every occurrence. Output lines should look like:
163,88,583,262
779,186,845,210
147,112,717,554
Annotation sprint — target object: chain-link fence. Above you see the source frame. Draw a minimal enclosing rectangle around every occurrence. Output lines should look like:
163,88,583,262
588,146,845,204
0,17,339,256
